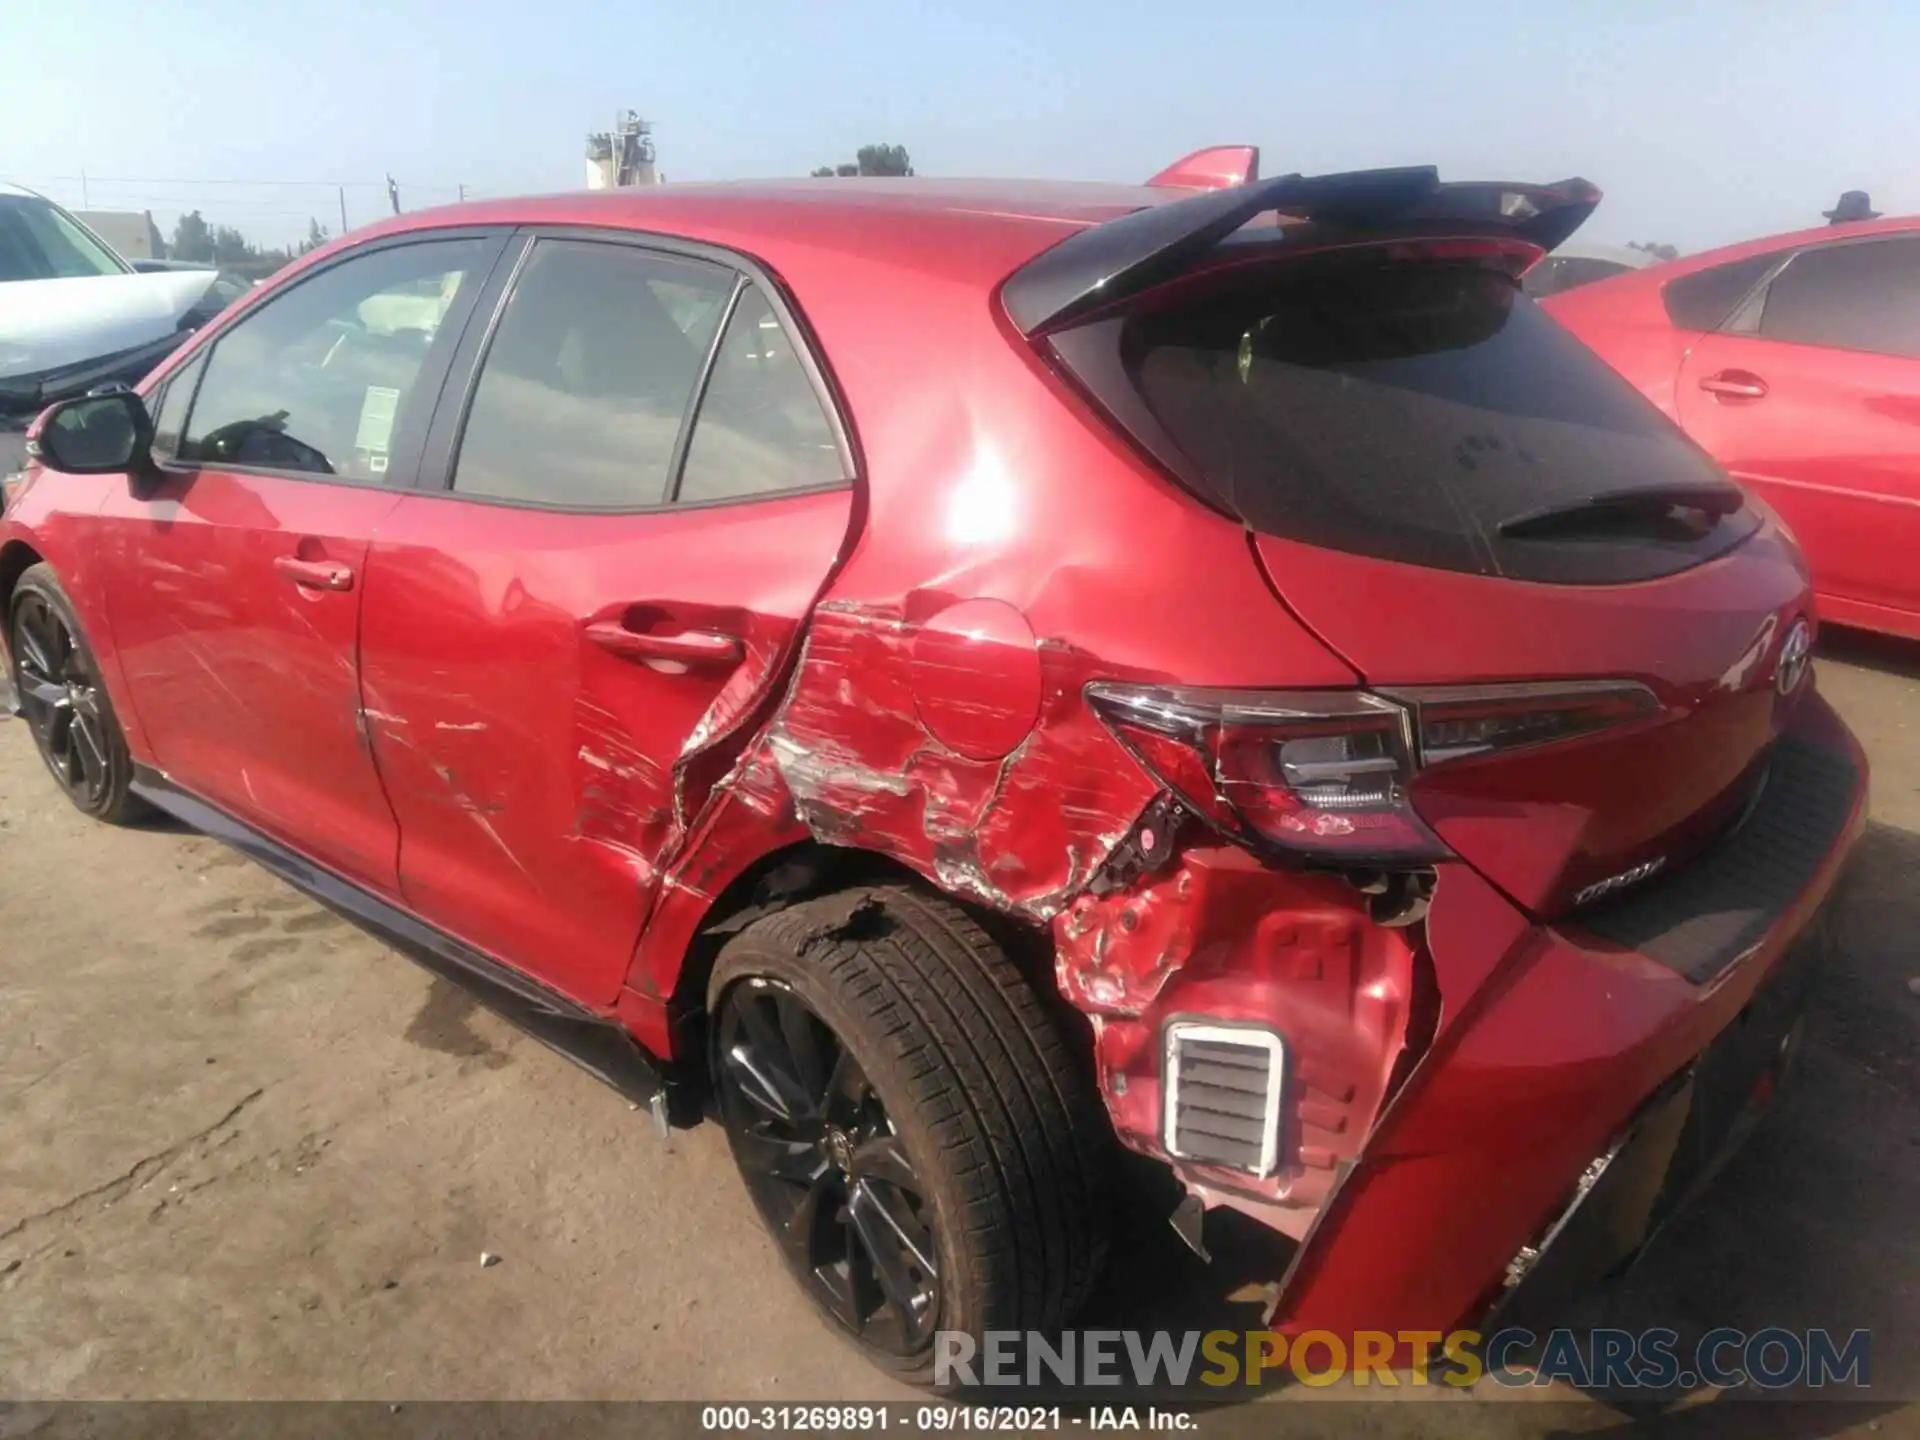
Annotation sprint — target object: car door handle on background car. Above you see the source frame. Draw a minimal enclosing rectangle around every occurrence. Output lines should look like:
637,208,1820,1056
272,556,355,592
1699,370,1770,401
584,621,743,669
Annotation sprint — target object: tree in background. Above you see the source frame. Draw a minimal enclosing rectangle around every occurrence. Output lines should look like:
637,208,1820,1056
855,144,912,176
211,225,259,265
1628,241,1682,261
164,211,316,278
811,144,913,177
170,210,214,264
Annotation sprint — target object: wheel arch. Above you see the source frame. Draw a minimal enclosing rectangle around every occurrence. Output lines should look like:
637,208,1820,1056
0,537,153,764
0,539,45,622
656,838,1075,1078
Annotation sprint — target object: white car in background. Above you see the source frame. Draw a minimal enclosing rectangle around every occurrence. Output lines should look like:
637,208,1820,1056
2,183,233,477
1520,239,1660,298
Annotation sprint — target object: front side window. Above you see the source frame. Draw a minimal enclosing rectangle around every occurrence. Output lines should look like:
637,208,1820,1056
180,237,490,482
452,240,732,508
676,284,846,504
0,194,128,282
1756,238,1920,358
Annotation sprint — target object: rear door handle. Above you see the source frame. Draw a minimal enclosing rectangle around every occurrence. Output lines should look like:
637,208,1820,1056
1699,370,1769,400
273,556,355,592
585,621,743,668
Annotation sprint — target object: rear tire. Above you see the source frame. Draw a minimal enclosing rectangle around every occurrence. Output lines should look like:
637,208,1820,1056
8,563,151,825
708,884,1112,1387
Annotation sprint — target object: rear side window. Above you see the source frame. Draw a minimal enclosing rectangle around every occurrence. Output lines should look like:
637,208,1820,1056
452,240,732,508
1116,256,1753,583
1756,238,1920,358
1661,254,1779,331
676,285,846,504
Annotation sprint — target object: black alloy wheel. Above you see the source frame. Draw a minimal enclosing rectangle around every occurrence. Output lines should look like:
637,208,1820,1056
708,886,1112,1387
12,589,116,811
7,565,147,824
715,976,941,1355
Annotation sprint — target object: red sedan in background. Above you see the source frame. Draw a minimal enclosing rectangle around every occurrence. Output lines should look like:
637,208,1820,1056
1545,217,1920,640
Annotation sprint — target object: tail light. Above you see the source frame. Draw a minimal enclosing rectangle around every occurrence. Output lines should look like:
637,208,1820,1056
1087,680,1659,867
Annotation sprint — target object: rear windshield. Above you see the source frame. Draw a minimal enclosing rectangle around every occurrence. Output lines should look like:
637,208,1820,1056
1118,256,1758,583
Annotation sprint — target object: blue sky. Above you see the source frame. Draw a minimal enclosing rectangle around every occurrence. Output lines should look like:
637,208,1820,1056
9,0,1912,254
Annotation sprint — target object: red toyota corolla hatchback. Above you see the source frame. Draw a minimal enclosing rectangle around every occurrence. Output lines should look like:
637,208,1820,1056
1545,216,1920,641
1,153,1866,1383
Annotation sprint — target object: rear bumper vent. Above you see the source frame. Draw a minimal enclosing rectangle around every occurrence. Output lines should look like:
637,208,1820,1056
1162,1023,1287,1178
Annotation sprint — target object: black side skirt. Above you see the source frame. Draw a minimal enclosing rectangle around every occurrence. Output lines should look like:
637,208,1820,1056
131,766,685,1121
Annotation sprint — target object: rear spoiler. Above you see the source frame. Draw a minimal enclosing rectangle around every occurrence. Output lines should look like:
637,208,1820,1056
1003,165,1601,336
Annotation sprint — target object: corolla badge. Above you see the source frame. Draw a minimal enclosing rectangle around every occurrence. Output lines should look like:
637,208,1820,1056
1774,617,1813,696
1573,856,1668,907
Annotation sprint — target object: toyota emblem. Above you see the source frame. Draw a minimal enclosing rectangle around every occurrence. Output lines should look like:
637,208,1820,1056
1775,617,1813,696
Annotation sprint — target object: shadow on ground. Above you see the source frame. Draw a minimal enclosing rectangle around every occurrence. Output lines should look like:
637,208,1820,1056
1570,820,1919,1390
1818,623,1920,680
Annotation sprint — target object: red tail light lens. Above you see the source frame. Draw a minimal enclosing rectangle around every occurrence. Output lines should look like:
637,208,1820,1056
1087,680,1661,867
1085,685,1442,863
1386,681,1662,766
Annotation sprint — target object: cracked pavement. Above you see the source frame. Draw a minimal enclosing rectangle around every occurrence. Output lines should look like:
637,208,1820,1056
1,637,1916,1419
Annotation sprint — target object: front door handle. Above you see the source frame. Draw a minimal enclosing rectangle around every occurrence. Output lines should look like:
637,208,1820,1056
1699,369,1769,400
273,556,355,592
585,621,743,668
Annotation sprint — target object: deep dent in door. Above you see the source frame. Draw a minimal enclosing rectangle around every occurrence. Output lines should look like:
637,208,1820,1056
351,485,854,1006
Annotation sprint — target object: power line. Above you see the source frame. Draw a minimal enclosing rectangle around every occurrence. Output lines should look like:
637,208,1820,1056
23,174,471,190
55,195,351,214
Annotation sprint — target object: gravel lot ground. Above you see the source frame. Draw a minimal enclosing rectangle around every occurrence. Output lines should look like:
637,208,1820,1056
2,634,1915,1433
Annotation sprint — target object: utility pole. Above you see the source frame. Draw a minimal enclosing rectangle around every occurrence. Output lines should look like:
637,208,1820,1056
338,186,348,235
458,183,468,202
80,168,89,207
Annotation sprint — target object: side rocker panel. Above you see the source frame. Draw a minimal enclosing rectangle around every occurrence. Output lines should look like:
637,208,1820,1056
130,766,682,1115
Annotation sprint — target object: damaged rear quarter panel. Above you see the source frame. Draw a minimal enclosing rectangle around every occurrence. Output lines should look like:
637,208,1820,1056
1059,846,1421,1236
643,250,1358,942
627,256,1384,1096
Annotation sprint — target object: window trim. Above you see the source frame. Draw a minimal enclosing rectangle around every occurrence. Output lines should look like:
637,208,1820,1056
1733,233,1920,358
418,224,859,517
152,227,516,493
149,349,211,464
664,274,748,503
1660,251,1795,336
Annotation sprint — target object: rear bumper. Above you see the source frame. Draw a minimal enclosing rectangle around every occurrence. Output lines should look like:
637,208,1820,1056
1266,689,1866,1339
1489,911,1821,1335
